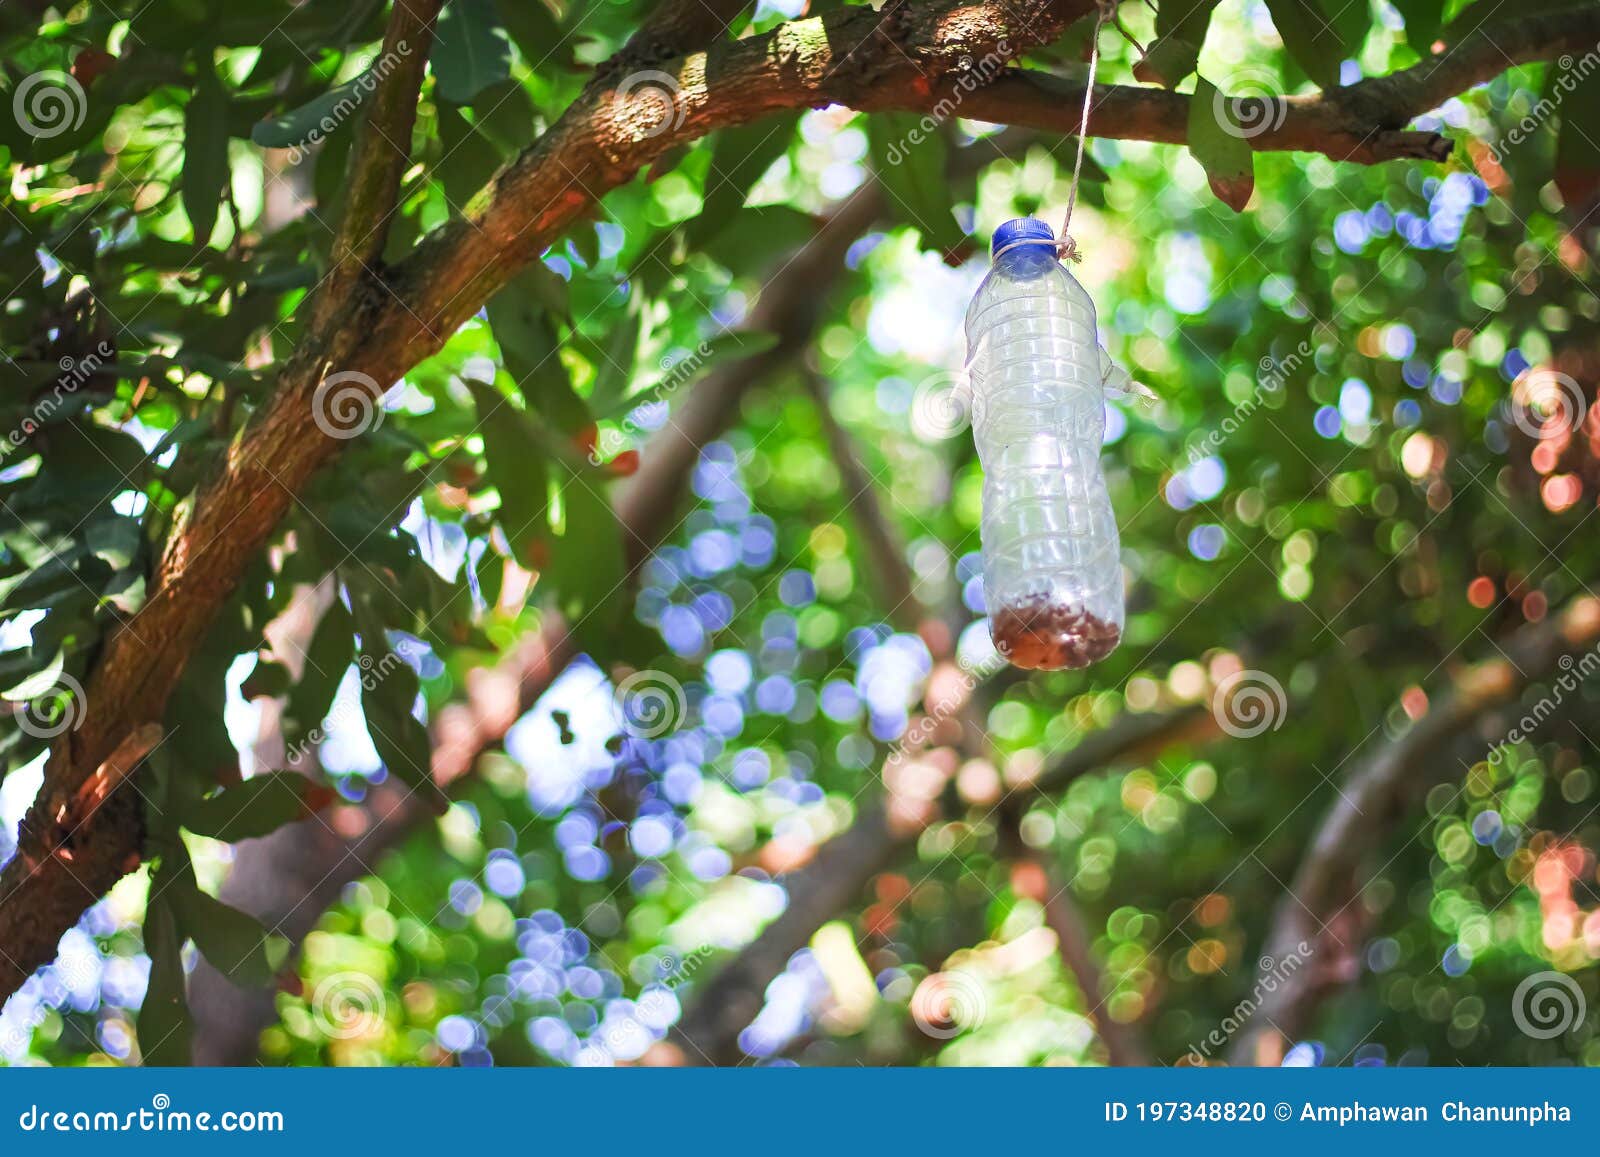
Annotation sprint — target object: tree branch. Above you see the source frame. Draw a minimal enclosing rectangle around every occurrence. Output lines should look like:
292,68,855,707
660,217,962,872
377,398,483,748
615,186,883,539
671,704,1208,1064
0,0,448,1004
802,371,920,634
1229,597,1600,1065
1008,844,1151,1066
321,0,443,311
186,198,874,1063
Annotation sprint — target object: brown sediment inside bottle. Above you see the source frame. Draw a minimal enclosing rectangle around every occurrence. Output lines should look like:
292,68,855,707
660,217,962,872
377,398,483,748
991,595,1121,670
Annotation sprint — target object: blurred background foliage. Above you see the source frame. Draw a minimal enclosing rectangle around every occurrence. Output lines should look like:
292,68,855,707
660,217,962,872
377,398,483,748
3,0,1600,1068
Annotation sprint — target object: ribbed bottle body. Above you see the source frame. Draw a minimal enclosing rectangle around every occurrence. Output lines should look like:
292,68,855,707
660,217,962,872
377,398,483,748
965,253,1123,669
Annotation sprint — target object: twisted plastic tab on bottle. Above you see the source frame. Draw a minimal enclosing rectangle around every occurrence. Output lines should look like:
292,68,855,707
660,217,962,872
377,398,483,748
965,218,1126,670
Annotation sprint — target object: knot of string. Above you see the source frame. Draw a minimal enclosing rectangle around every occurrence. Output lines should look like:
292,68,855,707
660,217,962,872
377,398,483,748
1056,0,1120,263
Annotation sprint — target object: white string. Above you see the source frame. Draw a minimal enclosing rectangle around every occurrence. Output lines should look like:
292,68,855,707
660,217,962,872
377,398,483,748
1056,0,1117,264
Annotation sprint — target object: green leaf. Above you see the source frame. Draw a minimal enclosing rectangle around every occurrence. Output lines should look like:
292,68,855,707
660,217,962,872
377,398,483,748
1556,75,1600,211
431,0,513,105
699,205,817,271
587,293,642,418
183,59,230,245
285,597,353,740
2,645,66,702
1263,0,1349,90
1188,76,1255,211
487,273,589,434
539,464,629,658
1391,0,1444,55
351,597,433,794
139,878,193,1066
434,100,504,205
598,329,780,418
467,376,551,567
1326,0,1371,62
0,546,96,615
495,0,561,60
1134,0,1217,87
0,643,57,698
467,78,536,154
687,114,799,246
176,771,327,842
86,515,143,571
251,73,372,149
175,888,288,988
868,112,968,261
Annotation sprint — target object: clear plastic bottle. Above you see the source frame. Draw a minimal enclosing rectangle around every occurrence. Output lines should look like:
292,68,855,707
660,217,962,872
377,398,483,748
965,217,1124,670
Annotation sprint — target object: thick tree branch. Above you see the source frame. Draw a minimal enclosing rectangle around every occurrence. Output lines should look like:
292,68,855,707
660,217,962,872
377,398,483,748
963,3,1600,166
0,0,448,1003
1229,597,1600,1065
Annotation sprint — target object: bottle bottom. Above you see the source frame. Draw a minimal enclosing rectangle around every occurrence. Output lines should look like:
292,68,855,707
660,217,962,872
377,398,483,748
991,596,1121,670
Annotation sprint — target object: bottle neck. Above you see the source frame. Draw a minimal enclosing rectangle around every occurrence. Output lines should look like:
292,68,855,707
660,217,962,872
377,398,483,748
992,244,1059,280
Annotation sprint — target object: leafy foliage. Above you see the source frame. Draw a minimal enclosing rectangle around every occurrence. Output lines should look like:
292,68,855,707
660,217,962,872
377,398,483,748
1,0,1598,1071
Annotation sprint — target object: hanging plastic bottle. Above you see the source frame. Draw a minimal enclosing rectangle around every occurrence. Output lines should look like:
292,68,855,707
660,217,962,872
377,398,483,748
965,217,1126,670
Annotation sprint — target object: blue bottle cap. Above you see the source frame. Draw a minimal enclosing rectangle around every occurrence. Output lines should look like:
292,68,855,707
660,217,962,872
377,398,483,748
991,217,1055,256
